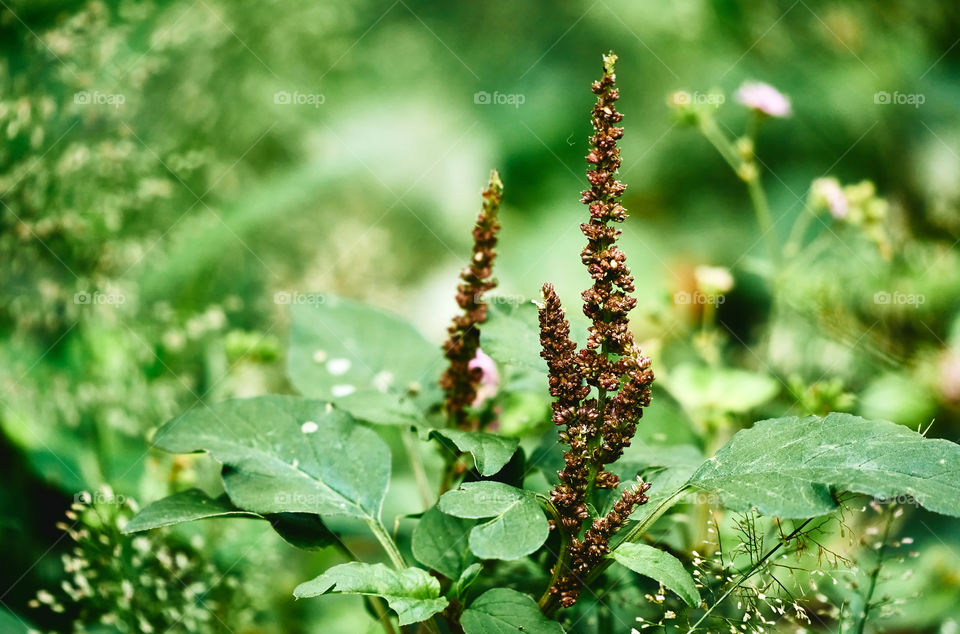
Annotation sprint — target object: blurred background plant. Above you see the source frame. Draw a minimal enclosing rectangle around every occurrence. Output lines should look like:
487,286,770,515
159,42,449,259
1,0,959,632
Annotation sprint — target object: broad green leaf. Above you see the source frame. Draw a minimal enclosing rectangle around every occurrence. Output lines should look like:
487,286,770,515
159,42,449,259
461,588,564,634
153,396,389,521
424,428,519,476
294,562,447,626
288,295,443,425
611,543,700,607
411,505,476,579
439,482,549,560
691,413,960,518
665,363,778,414
122,489,257,533
479,301,548,373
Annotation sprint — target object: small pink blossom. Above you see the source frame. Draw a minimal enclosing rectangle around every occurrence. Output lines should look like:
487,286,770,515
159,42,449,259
940,352,960,403
469,349,499,406
812,178,849,219
736,82,792,118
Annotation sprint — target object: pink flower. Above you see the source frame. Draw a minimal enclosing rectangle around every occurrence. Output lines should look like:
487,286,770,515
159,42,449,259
736,82,792,118
469,349,499,406
812,178,849,219
940,352,960,403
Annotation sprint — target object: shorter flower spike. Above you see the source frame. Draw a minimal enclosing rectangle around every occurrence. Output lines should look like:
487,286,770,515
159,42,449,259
440,170,503,429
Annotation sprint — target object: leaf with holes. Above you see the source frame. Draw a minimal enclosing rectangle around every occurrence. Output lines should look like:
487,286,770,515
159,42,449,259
153,395,390,521
439,481,549,560
294,562,448,626
288,295,443,425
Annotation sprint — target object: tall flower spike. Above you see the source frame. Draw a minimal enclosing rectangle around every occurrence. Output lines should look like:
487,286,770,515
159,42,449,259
440,170,503,429
540,53,655,611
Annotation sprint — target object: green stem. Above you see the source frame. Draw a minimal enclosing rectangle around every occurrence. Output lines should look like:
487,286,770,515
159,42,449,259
402,429,432,509
582,340,612,505
698,116,741,171
367,519,407,570
745,173,780,267
686,518,813,633
698,114,780,267
855,509,894,634
537,497,571,616
784,194,816,259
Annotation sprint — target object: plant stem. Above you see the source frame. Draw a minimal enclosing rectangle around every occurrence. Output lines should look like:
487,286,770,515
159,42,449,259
784,194,816,258
402,429,432,509
367,519,407,570
582,340,612,505
698,114,780,267
698,116,741,172
537,497,571,615
686,518,813,633
855,509,894,634
744,172,780,267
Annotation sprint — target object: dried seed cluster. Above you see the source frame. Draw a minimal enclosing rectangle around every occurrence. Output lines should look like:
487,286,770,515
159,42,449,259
440,170,503,428
539,53,655,608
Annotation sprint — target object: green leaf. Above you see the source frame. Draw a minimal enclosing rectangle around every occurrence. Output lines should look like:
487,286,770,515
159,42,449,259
294,562,448,626
425,428,519,476
691,413,960,518
665,363,778,414
480,301,548,373
461,588,564,634
439,482,549,560
611,543,700,607
153,396,390,521
123,488,339,550
267,513,339,551
452,563,483,599
122,489,257,533
288,295,443,425
411,505,476,579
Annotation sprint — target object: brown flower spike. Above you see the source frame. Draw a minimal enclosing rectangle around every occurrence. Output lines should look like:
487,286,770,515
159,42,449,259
539,53,655,609
440,170,503,429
